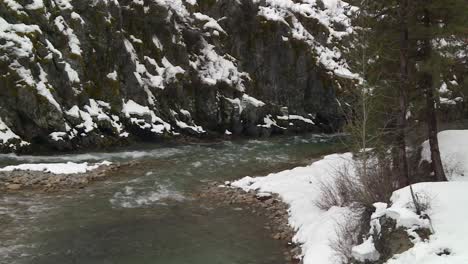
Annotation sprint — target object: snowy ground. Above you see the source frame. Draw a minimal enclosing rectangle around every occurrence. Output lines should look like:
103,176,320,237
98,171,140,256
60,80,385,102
421,130,468,181
232,130,468,264
380,181,468,264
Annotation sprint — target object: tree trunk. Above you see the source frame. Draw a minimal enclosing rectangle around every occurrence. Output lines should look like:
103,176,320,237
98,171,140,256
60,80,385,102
425,78,447,181
396,0,410,188
422,6,448,182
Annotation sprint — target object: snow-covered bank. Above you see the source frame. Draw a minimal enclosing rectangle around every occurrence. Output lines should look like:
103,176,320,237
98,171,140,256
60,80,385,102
0,161,111,174
233,153,354,264
369,181,468,264
232,129,468,264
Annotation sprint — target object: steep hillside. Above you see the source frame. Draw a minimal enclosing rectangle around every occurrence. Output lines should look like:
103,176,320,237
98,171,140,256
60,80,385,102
0,0,356,152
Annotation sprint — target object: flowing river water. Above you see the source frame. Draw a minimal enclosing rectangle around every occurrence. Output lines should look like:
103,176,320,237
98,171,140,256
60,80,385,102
0,134,343,264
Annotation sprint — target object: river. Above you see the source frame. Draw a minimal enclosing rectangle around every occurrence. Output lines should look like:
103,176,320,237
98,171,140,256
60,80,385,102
0,134,342,264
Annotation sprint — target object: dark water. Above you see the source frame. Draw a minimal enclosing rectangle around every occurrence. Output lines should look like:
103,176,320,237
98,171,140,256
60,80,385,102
0,134,342,264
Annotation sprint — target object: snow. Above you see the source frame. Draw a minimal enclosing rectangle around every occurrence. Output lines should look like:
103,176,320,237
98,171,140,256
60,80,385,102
85,99,111,121
161,57,185,82
129,35,143,44
63,62,80,83
258,115,285,129
124,37,184,96
232,136,468,264
3,0,25,15
175,120,205,134
277,114,315,125
153,0,190,18
61,100,125,138
122,100,171,134
192,40,250,92
122,100,152,117
0,17,41,59
71,12,85,25
439,97,463,105
49,131,67,141
193,12,226,35
439,82,449,93
0,117,29,149
0,118,20,144
152,35,163,50
37,65,62,111
242,94,265,107
224,94,266,115
421,130,468,181
25,0,44,10
54,0,74,10
232,153,354,264
106,70,118,80
383,182,468,264
253,0,358,79
0,161,111,174
352,237,380,262
54,16,82,56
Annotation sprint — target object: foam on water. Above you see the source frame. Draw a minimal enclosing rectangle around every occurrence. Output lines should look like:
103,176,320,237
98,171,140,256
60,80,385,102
0,147,183,165
110,182,185,209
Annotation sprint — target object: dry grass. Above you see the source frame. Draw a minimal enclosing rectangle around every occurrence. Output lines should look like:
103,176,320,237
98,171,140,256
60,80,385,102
315,153,397,211
329,211,363,264
407,191,433,214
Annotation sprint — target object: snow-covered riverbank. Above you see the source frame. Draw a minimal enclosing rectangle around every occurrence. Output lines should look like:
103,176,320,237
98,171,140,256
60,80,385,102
233,153,353,264
231,130,468,264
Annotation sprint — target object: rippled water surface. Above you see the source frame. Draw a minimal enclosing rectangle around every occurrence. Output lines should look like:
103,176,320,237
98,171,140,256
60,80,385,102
0,134,342,264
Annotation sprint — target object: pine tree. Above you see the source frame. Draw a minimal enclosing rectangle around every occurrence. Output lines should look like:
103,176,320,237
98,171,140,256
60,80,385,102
346,0,412,187
410,0,468,181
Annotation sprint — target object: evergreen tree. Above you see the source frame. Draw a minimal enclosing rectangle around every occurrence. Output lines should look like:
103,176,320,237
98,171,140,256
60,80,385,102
410,0,468,181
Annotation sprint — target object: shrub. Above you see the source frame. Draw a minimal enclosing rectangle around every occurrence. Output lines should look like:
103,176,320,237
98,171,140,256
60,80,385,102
315,152,397,211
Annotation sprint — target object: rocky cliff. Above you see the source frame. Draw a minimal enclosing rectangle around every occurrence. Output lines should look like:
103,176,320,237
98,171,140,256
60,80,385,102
0,0,357,153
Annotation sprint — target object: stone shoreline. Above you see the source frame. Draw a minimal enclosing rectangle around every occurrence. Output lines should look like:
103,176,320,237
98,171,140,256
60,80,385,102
199,182,302,264
0,162,136,192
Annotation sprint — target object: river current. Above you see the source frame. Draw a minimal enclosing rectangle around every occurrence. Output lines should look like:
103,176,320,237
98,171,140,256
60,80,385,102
0,134,342,264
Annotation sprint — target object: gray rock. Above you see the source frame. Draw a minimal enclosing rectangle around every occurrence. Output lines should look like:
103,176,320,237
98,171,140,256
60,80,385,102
6,184,22,190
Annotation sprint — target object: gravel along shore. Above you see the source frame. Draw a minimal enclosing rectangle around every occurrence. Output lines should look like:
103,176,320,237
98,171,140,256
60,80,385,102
0,162,136,192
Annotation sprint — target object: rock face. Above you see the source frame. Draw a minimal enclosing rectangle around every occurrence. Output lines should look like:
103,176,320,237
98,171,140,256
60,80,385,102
0,0,356,153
